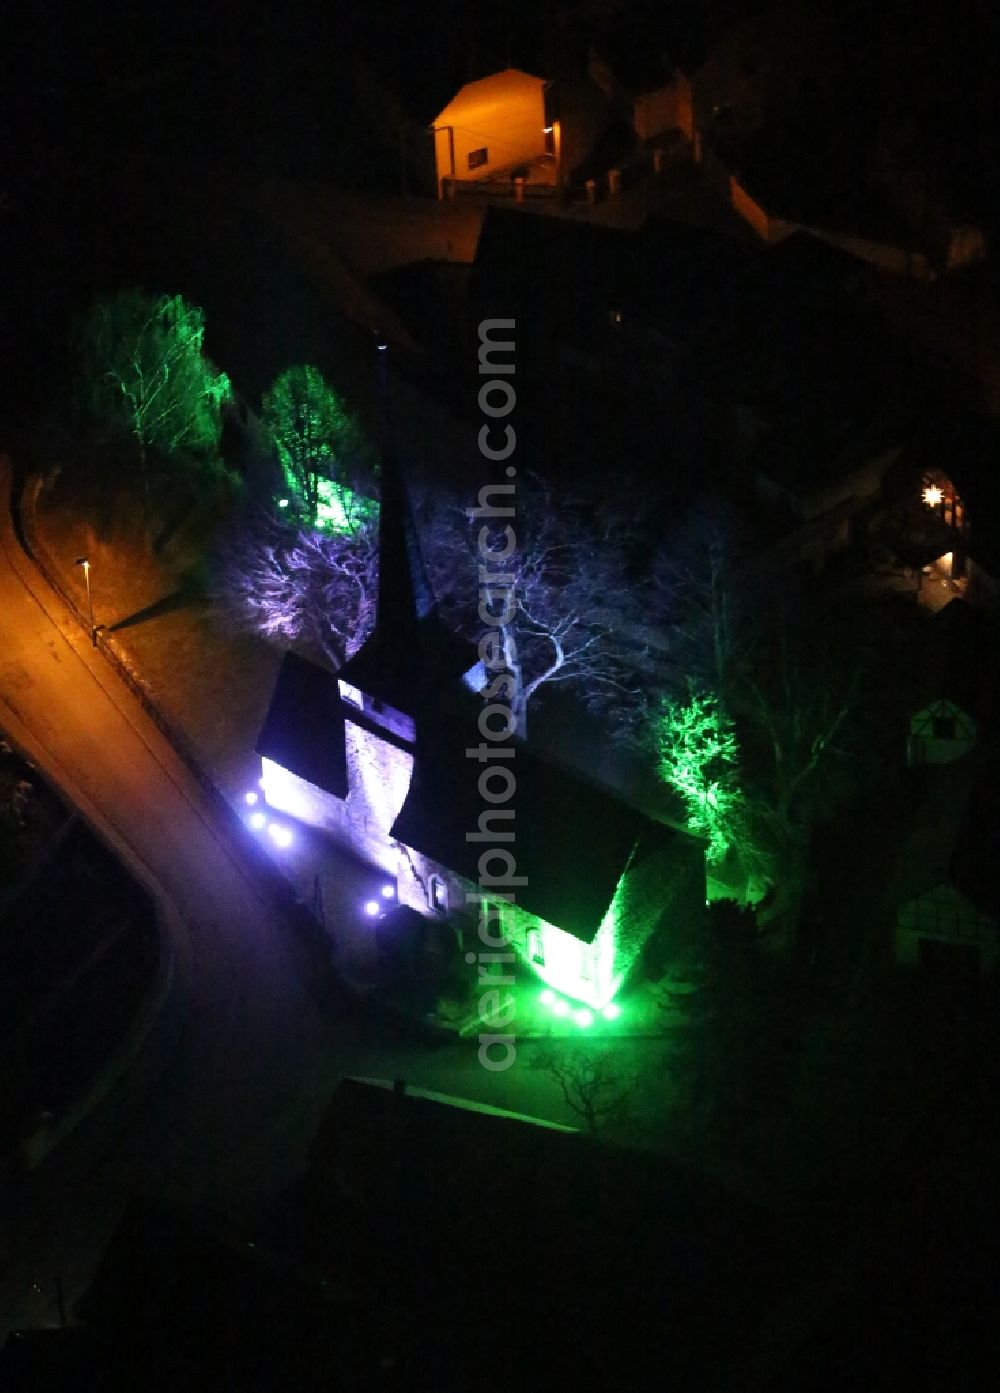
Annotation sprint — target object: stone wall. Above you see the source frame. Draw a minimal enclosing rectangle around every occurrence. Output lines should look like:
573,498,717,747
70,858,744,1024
344,720,414,874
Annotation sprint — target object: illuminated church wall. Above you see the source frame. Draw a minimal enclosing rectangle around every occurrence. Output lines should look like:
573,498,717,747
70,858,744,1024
260,756,348,839
343,719,415,875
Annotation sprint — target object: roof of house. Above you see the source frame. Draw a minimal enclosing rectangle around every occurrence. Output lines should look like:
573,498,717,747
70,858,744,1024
472,207,765,354
473,210,904,480
590,5,709,79
926,598,1000,722
262,1076,795,1389
255,650,349,799
764,228,874,288
724,142,922,251
590,31,679,95
893,755,982,907
431,65,548,127
391,716,697,937
28,1201,371,1390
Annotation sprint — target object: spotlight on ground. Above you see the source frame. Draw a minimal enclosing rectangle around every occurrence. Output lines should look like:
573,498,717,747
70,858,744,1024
552,999,569,1017
381,884,395,899
268,824,293,848
249,811,266,830
540,989,555,1007
364,900,381,917
574,1008,593,1027
245,790,258,805
601,1002,621,1022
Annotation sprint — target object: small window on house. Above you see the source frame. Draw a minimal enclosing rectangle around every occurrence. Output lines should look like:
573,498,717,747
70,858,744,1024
529,929,545,966
428,875,448,912
932,714,957,740
609,307,623,326
468,147,488,170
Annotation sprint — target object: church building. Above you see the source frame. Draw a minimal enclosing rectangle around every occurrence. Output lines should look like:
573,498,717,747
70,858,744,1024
255,347,704,1010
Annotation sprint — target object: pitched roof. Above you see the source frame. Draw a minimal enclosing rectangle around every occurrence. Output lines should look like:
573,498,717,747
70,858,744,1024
590,5,709,79
255,651,348,799
391,716,696,937
336,614,477,718
472,208,907,497
274,1076,787,1388
65,1202,368,1388
927,598,1000,722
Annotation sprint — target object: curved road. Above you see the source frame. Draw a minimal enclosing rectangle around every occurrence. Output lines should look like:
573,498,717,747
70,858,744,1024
0,459,600,1334
0,460,358,1329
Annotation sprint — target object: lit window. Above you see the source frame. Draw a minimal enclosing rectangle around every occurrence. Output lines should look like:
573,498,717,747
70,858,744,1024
468,147,488,170
428,875,448,912
529,929,545,965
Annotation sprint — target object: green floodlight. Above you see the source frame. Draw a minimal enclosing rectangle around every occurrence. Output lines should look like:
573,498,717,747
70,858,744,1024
553,999,569,1017
540,989,555,1007
601,1002,621,1022
574,1008,593,1027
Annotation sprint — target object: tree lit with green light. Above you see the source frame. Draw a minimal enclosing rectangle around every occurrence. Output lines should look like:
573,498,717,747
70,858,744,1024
262,364,376,533
76,289,232,523
656,691,745,861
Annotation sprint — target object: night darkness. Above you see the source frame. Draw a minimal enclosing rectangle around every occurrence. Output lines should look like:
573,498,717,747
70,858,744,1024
2,2,1000,1389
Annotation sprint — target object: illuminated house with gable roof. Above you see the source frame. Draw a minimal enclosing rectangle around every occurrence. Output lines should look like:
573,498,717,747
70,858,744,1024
255,348,704,1009
431,68,557,199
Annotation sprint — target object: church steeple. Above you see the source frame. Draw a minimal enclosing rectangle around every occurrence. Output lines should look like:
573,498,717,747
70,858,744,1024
336,340,442,719
374,340,435,630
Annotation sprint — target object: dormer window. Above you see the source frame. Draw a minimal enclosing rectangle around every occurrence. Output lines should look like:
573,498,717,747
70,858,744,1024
932,714,956,740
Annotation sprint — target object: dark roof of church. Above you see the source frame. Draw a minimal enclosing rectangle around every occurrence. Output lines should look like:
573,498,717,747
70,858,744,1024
255,651,348,799
391,719,695,938
337,614,477,718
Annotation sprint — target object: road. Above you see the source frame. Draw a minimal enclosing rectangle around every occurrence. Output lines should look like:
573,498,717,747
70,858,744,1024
0,458,642,1334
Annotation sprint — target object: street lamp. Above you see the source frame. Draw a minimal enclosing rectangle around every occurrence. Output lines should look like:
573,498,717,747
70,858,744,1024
75,557,96,645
